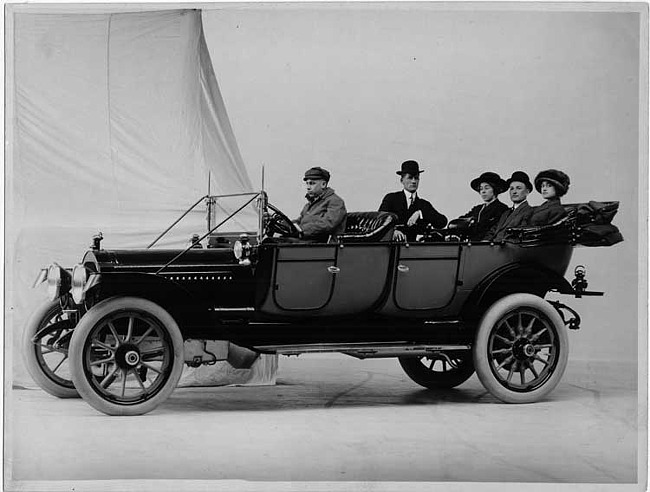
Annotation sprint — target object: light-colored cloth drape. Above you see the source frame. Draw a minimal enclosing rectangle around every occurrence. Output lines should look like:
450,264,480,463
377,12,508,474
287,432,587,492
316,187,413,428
9,9,275,388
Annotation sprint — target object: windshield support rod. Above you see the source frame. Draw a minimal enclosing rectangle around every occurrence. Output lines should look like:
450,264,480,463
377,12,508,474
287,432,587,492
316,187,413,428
148,192,261,249
155,192,260,275
147,195,208,249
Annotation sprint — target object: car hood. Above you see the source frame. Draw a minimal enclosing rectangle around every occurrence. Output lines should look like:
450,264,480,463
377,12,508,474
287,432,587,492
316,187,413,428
82,248,239,273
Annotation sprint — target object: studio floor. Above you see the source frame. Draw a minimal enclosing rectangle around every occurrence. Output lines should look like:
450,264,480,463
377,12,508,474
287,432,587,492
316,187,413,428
5,355,642,491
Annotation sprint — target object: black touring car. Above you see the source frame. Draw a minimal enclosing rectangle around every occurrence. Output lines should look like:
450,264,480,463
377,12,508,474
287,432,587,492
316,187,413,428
23,192,621,415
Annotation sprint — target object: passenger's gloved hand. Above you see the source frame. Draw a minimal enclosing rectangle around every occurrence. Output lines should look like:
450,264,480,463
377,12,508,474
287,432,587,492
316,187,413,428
407,210,422,227
393,230,407,242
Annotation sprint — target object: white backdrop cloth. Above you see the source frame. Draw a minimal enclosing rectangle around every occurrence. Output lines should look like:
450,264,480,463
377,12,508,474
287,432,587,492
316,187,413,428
9,8,275,388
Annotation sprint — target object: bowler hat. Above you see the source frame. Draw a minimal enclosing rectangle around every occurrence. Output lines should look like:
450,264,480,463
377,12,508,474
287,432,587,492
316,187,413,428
534,169,571,197
506,171,533,192
470,171,508,194
303,166,331,182
396,160,424,176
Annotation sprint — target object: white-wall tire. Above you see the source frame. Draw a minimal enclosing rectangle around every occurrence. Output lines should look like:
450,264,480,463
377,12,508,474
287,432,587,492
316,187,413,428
69,297,184,416
22,299,79,398
473,293,569,403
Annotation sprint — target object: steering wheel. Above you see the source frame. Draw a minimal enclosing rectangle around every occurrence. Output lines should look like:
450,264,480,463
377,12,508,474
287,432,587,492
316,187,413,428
265,202,301,238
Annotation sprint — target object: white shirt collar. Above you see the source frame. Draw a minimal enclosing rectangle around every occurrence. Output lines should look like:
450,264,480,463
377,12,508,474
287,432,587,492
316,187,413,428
512,200,527,210
403,190,417,202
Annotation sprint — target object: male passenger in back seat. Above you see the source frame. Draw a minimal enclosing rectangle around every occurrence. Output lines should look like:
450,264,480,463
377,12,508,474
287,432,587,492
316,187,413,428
294,166,347,242
379,160,447,242
485,171,534,241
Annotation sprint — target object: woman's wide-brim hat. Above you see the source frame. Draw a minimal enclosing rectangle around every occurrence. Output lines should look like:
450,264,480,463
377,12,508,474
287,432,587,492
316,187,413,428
506,170,533,192
396,160,424,176
470,171,508,194
534,169,571,197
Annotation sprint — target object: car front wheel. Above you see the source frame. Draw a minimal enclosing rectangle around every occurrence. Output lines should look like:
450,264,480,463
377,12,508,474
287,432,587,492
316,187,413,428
473,293,569,403
22,299,79,398
399,352,474,389
69,297,184,416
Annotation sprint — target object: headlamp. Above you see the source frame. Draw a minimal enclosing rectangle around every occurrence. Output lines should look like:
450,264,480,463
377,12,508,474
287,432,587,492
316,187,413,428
46,264,71,301
46,265,62,301
233,234,252,266
71,264,88,304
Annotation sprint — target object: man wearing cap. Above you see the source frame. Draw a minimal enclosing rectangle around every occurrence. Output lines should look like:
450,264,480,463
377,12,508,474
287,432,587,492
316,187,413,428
379,160,447,242
485,170,534,242
294,166,347,242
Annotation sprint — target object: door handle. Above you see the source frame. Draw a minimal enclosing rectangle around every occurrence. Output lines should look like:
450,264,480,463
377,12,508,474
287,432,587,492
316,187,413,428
327,266,341,274
397,264,409,273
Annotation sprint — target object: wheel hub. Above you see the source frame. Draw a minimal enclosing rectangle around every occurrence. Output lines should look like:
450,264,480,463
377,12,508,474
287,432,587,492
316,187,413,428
512,339,535,361
115,344,141,369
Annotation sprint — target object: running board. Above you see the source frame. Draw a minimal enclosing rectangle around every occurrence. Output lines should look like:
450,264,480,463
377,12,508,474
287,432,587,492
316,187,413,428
253,342,472,359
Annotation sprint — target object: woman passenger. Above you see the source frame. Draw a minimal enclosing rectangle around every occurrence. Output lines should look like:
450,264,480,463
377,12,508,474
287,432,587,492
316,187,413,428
529,169,570,226
458,172,509,240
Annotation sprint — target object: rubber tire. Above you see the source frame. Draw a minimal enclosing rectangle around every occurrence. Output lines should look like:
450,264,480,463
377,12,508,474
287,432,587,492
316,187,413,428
22,299,79,398
69,297,184,416
399,354,475,389
473,293,569,403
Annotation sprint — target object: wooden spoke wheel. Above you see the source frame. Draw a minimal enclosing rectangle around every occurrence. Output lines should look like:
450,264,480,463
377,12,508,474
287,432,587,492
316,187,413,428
22,299,79,398
69,297,184,416
473,293,569,403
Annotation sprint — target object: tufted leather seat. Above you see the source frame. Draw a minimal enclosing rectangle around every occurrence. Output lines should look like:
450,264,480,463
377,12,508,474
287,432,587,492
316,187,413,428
338,211,398,242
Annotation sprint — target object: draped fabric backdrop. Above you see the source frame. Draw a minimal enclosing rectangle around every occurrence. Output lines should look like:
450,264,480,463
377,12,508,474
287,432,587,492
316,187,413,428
8,8,276,388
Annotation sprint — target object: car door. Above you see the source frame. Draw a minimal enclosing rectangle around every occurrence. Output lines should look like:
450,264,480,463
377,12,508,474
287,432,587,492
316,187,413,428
272,244,338,311
392,243,461,310
322,243,392,314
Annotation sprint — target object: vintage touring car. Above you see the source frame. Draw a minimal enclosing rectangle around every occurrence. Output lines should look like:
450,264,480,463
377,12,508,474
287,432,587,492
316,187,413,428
23,192,621,415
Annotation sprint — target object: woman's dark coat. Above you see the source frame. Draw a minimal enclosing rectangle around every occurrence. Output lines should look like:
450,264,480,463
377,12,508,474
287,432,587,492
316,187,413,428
458,199,509,240
529,198,567,226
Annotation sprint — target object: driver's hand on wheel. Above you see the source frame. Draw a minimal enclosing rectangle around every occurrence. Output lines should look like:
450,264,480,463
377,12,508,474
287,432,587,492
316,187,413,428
294,223,304,238
393,230,407,242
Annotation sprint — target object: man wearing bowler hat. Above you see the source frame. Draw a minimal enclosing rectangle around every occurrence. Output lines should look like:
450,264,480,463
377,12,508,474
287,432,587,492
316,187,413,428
294,166,347,242
379,160,447,242
485,170,534,242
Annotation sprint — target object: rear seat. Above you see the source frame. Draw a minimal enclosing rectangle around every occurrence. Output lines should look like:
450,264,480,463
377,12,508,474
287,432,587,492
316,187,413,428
338,211,398,243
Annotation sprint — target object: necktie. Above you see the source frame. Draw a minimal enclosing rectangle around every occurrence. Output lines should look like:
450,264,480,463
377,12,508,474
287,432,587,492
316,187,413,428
409,194,415,208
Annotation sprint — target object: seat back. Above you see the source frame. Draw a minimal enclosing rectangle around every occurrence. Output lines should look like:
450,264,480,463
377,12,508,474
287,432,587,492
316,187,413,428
563,201,619,226
338,211,398,242
504,210,577,246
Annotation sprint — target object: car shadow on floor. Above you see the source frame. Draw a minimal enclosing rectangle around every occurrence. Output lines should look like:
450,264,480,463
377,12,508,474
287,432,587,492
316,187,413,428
158,373,588,414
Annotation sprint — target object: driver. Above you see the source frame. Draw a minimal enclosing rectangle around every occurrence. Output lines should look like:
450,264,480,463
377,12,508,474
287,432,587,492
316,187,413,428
294,166,347,242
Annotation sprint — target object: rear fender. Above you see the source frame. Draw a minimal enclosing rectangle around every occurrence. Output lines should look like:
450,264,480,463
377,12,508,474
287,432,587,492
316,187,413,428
463,262,572,322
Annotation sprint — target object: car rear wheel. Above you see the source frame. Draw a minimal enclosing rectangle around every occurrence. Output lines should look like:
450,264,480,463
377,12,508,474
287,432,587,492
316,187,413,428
22,299,79,398
69,297,184,416
473,293,568,403
399,352,474,389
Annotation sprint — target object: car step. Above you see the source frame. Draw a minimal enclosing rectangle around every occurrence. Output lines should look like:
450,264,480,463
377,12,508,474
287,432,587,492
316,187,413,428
253,341,471,359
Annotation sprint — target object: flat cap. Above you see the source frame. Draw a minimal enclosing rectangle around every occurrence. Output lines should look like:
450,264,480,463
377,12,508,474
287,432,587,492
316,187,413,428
303,166,331,181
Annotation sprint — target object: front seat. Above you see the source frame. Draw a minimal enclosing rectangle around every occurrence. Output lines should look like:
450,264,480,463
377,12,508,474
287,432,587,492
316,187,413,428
337,211,398,242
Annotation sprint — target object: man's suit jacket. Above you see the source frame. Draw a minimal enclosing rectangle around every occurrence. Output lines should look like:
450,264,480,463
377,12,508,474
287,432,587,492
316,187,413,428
458,199,509,240
379,191,447,241
486,201,533,241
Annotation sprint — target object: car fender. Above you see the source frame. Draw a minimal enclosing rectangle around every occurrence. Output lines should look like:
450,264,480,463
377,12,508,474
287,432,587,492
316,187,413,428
462,262,572,321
